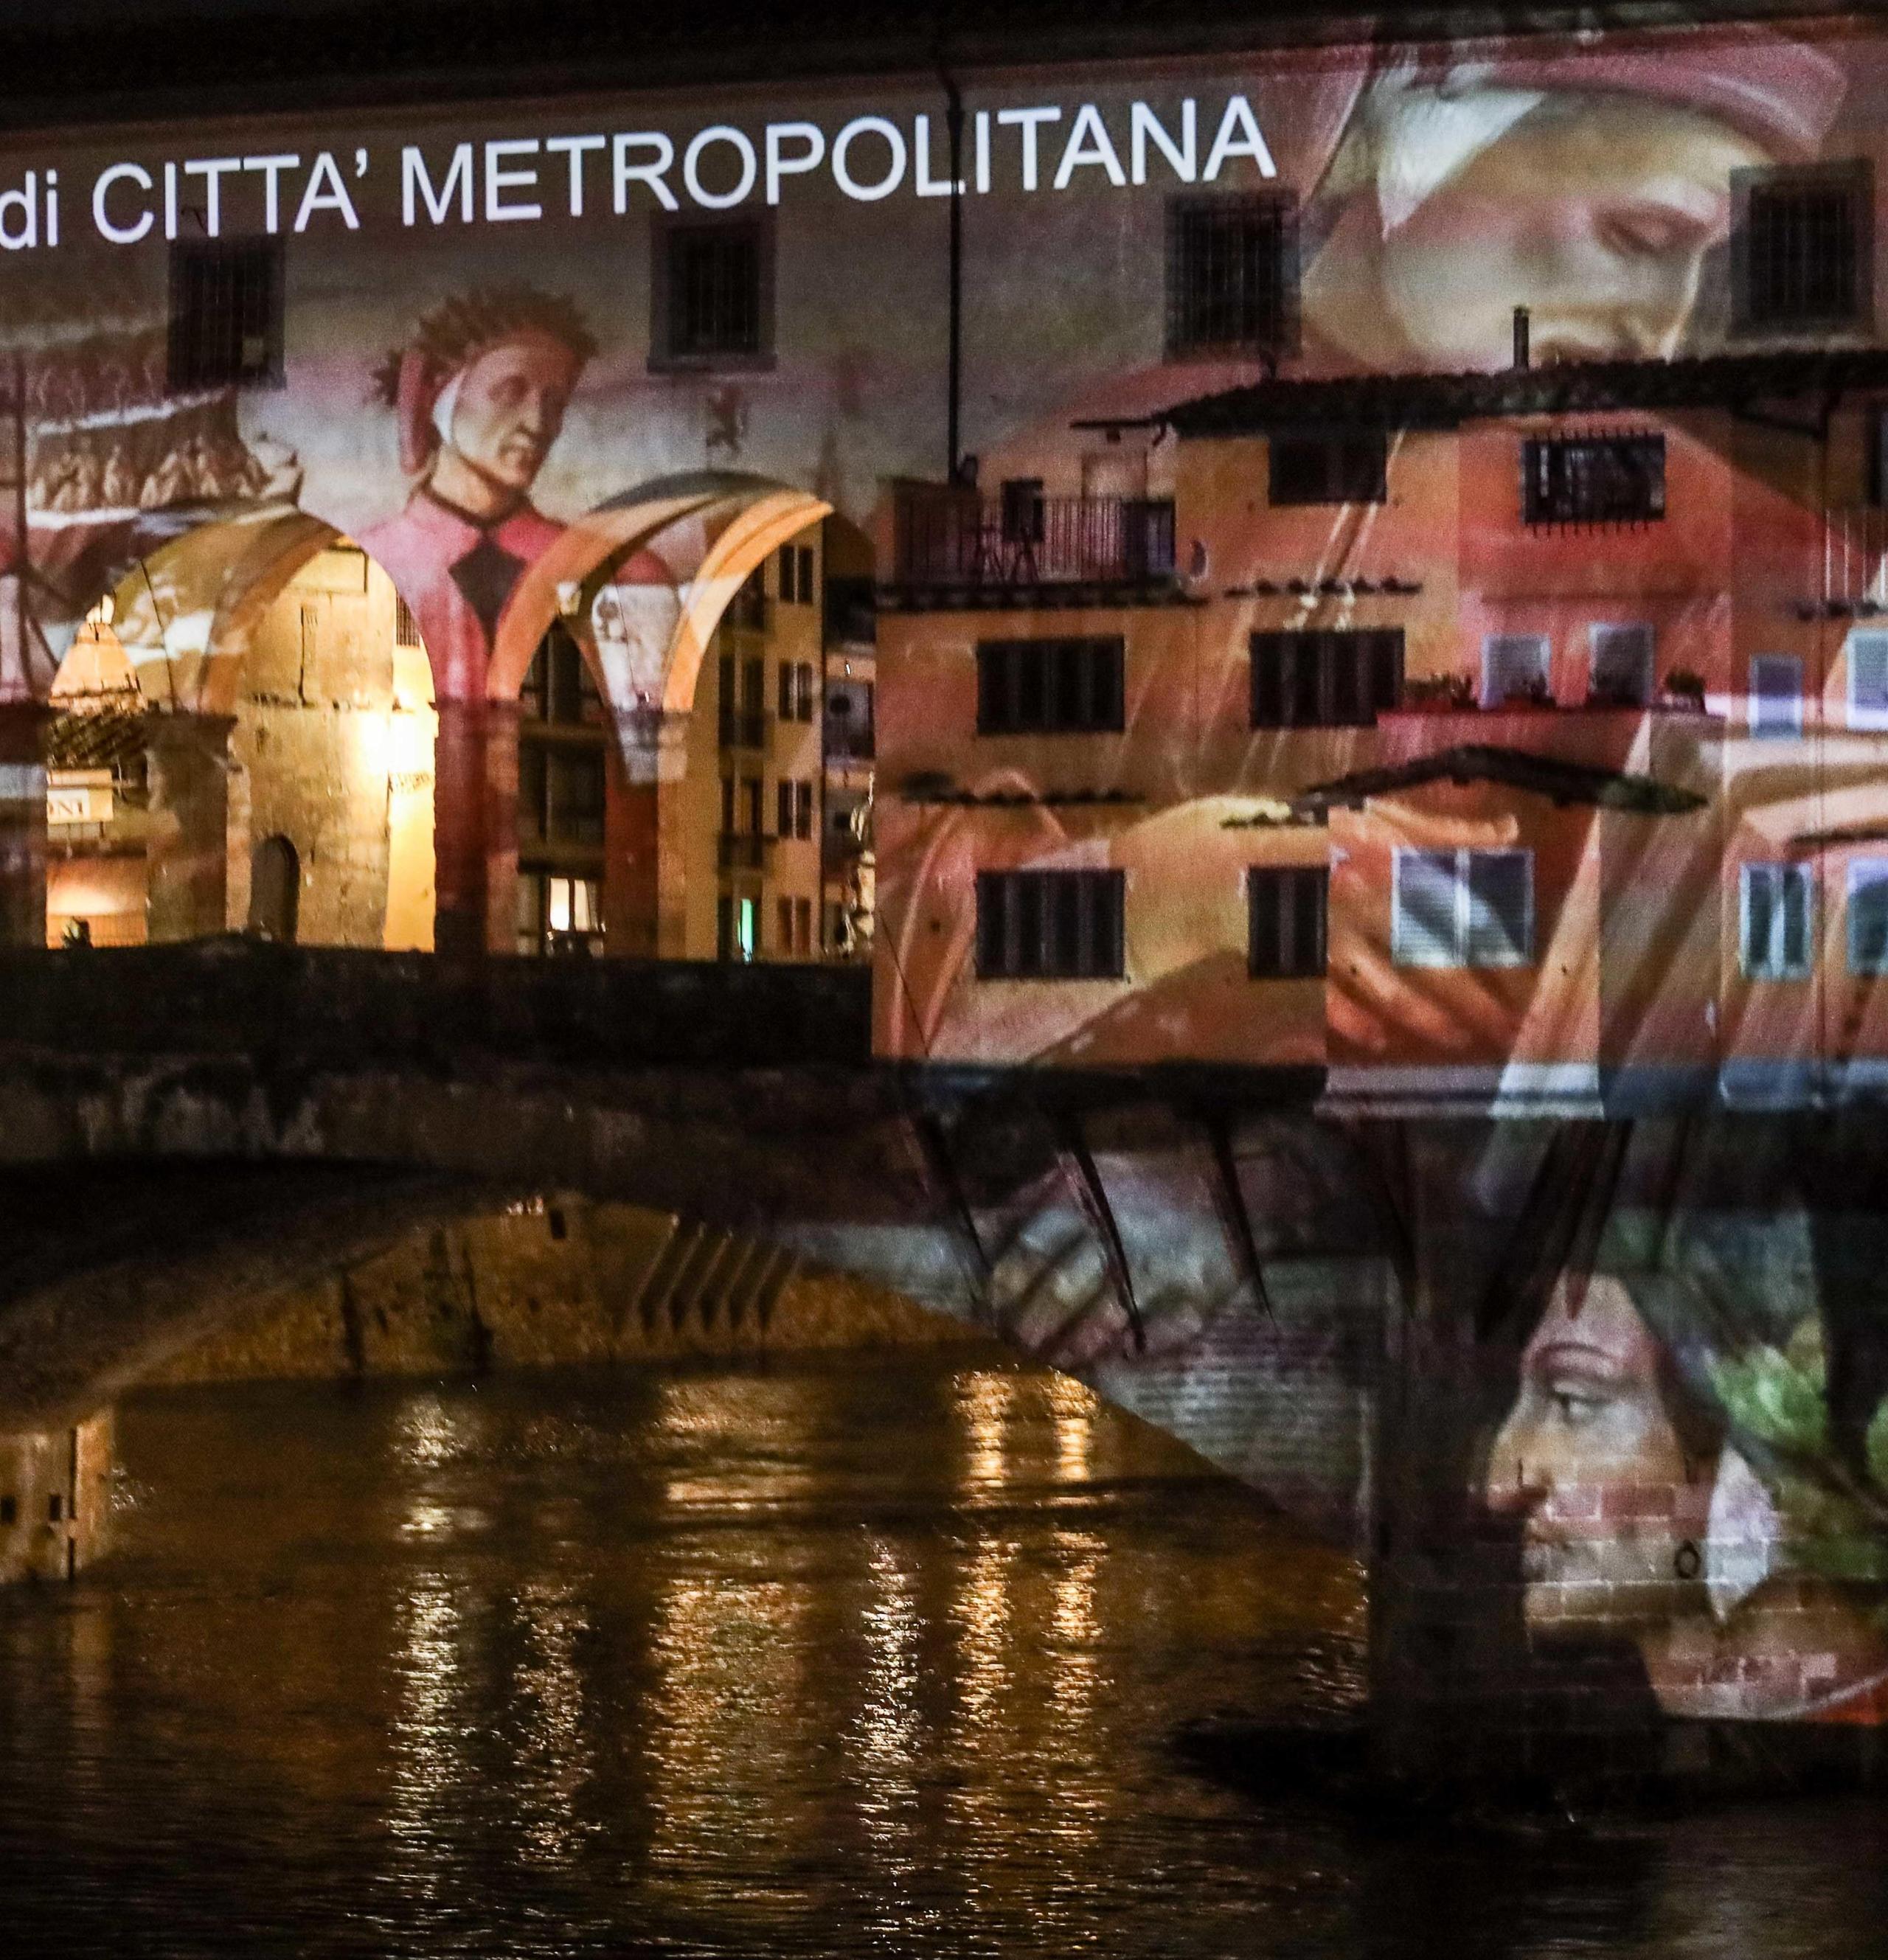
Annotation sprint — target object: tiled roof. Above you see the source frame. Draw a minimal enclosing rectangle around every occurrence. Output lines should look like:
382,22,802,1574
46,704,147,773
1160,348,1888,438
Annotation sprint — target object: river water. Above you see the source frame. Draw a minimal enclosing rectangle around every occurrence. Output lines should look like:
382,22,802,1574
1,1352,1885,1958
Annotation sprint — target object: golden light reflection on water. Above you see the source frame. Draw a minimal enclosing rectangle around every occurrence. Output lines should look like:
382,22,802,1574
957,1369,1016,1498
513,1577,594,1869
387,1572,470,1897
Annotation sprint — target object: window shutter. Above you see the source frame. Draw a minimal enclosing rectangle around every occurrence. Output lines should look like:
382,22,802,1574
1465,851,1533,967
1392,850,1462,967
1850,633,1888,730
1589,624,1654,705
1751,655,1803,737
1850,861,1888,973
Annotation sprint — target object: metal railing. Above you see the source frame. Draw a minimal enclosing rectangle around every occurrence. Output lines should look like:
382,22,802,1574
1822,508,1888,614
891,487,1176,588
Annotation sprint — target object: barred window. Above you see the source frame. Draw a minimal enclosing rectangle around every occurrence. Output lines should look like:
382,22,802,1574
976,869,1125,980
1250,629,1403,729
1166,192,1298,360
1268,431,1386,506
1248,866,1328,979
1392,849,1533,969
1850,861,1888,975
978,637,1125,735
1522,434,1665,527
1741,862,1814,979
1733,162,1871,335
1482,633,1550,708
653,218,771,367
167,237,283,392
393,594,420,649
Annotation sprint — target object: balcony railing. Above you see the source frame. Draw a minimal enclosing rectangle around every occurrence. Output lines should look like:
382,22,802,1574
717,832,776,872
891,486,1176,591
1819,508,1888,616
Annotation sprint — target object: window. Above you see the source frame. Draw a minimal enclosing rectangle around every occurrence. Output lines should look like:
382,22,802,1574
1251,629,1403,728
1850,861,1888,974
1740,862,1814,979
795,779,813,840
1849,631,1888,730
975,869,1125,979
167,237,284,391
777,894,794,959
48,1494,62,1524
777,777,794,841
777,661,794,721
1589,624,1654,707
1482,633,1551,708
1750,654,1803,738
394,594,419,648
796,896,812,955
729,566,767,631
1000,477,1046,544
1733,161,1871,336
1248,866,1328,979
1268,431,1386,506
0,1496,15,1527
1392,849,1533,968
718,893,758,962
652,215,772,368
776,543,815,605
1522,434,1665,527
1166,192,1298,360
521,627,603,726
799,545,815,604
977,637,1125,735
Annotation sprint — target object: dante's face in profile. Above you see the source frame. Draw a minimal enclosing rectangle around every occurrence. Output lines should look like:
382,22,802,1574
1483,1273,1715,1633
441,330,580,499
1363,93,1769,369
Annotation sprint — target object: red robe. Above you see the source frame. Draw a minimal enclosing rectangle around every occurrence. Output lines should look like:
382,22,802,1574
359,488,563,704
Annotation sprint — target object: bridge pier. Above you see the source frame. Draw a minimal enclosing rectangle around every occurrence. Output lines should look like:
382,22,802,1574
144,713,235,943
0,1410,112,1583
0,701,48,948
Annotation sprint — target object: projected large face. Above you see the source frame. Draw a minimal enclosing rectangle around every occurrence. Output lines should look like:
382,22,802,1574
1483,1275,1715,1633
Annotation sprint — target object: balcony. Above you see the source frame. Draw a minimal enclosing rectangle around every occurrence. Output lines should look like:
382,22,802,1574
889,484,1176,600
1812,509,1888,618
717,832,777,872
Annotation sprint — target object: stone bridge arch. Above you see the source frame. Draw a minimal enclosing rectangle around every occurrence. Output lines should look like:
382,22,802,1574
0,944,1384,1546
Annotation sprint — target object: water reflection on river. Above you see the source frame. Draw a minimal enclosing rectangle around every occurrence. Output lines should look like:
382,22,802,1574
0,1352,1885,1957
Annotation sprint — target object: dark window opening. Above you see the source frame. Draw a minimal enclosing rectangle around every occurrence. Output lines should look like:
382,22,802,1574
0,1497,15,1527
247,834,300,945
1248,866,1328,979
975,869,1125,980
1250,629,1403,729
1166,192,1299,360
977,637,1125,735
1522,434,1665,528
1000,478,1047,545
521,626,605,727
167,236,285,392
47,1495,63,1524
654,217,772,367
1734,161,1871,336
1268,431,1387,506
393,594,419,648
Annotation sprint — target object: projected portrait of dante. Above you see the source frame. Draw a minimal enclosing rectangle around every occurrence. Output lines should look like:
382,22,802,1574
360,285,597,701
1299,29,1847,372
1483,1214,1888,1723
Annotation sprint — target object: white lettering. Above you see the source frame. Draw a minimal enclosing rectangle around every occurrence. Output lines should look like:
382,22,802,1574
0,172,36,251
765,121,825,206
1203,95,1276,181
1131,100,1195,184
996,106,1060,192
243,153,299,233
613,133,678,212
163,160,178,241
92,162,153,244
402,144,473,226
44,168,56,249
832,115,906,201
1052,104,1125,189
294,150,360,231
684,125,757,209
181,156,242,236
484,138,541,222
914,114,962,197
544,134,605,216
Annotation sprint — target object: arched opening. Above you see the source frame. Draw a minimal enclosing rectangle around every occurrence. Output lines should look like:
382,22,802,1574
479,473,875,965
44,521,437,952
246,835,300,945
